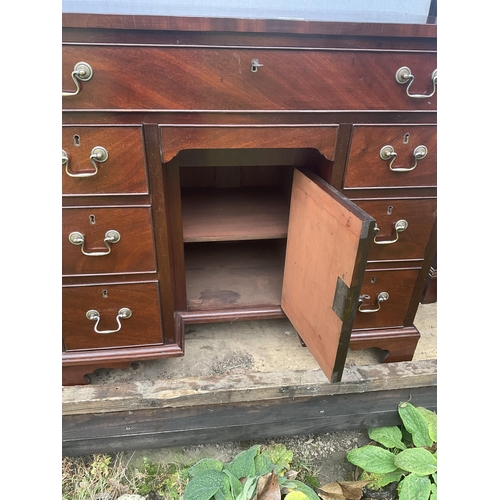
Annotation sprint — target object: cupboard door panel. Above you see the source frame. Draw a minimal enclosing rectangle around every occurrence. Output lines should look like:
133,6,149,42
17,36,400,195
282,169,375,382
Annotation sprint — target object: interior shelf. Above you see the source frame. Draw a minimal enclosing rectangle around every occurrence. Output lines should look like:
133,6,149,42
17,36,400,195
184,240,286,311
182,186,290,242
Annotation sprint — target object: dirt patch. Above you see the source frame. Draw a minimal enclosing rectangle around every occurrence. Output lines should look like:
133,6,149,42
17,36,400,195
210,350,254,375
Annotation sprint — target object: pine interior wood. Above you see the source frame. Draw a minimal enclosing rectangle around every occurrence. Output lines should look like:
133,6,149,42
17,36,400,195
182,187,290,242
282,169,370,381
184,240,285,311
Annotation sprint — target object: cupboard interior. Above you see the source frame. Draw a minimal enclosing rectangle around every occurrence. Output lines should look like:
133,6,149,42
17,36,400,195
174,148,330,311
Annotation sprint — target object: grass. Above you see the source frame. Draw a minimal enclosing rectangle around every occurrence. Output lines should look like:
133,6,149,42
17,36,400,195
62,445,321,499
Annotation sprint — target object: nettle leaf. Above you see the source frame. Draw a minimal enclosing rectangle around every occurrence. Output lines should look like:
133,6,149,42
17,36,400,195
397,473,431,500
430,482,437,499
417,407,437,443
236,475,259,500
368,426,407,451
255,453,275,477
184,469,230,500
263,444,294,474
361,469,405,490
346,446,397,474
225,445,260,479
188,459,224,477
394,448,437,476
398,402,433,448
222,469,243,499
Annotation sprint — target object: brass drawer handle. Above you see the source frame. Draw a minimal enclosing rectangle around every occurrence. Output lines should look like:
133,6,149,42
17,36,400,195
358,292,389,313
380,144,427,172
62,146,108,178
62,62,93,97
373,219,408,245
69,229,120,256
395,66,437,99
86,307,132,334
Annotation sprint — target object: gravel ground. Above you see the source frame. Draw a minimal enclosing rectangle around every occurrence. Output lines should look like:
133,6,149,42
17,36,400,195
123,429,372,486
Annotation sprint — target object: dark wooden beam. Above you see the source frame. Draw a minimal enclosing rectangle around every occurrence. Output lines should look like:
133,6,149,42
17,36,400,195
62,384,436,456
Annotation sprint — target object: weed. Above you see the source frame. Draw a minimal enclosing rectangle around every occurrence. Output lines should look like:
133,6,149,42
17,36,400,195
346,402,437,499
62,453,133,500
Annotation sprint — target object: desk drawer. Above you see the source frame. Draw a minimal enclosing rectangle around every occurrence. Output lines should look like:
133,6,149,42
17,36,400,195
62,206,156,276
62,45,437,111
353,268,420,330
62,281,163,350
355,199,437,262
62,126,148,196
344,125,437,189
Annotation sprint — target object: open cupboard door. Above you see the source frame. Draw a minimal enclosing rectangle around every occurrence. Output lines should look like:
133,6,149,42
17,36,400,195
282,169,376,382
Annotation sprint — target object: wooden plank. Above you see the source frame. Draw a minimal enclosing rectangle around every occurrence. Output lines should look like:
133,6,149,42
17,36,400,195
62,14,438,39
62,359,436,415
62,384,437,456
182,187,290,242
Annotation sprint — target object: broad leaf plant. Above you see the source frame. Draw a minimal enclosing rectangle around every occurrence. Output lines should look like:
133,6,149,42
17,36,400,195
346,402,437,500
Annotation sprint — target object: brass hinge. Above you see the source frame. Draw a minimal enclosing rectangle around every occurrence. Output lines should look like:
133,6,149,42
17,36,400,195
332,276,356,322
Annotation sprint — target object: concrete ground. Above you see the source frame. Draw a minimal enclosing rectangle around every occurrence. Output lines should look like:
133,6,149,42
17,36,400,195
88,302,437,384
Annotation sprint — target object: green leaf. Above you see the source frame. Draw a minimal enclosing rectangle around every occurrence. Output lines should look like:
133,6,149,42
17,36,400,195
188,459,224,477
254,453,274,476
368,426,407,450
398,402,433,447
286,480,321,500
398,473,431,500
222,469,243,499
417,407,438,443
394,448,437,476
361,469,405,490
430,482,437,499
184,469,229,500
346,445,397,474
263,444,294,474
225,445,260,479
236,475,259,500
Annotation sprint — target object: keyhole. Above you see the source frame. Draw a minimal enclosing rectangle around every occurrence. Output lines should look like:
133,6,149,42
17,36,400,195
371,276,376,284
89,214,96,224
387,206,393,215
73,134,80,146
403,133,410,144
102,290,108,298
